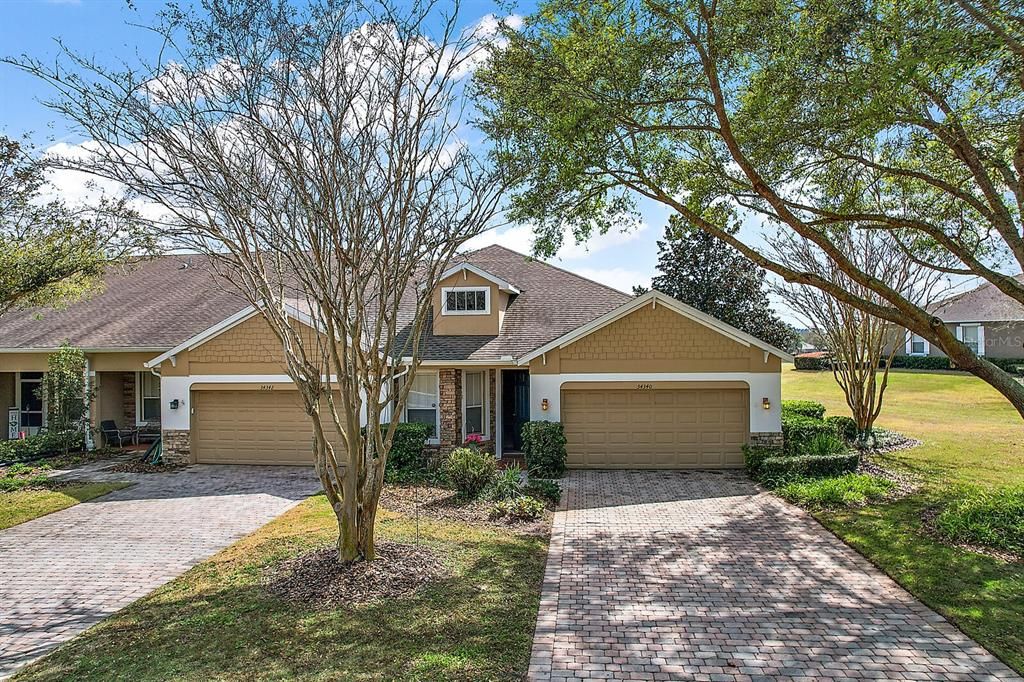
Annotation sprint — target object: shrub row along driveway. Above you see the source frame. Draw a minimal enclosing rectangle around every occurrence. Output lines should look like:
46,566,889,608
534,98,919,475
0,464,319,678
530,471,1020,681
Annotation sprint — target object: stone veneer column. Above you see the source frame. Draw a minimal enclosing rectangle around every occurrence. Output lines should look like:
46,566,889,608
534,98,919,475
161,429,192,465
438,368,462,455
749,432,784,449
488,369,497,452
122,372,136,425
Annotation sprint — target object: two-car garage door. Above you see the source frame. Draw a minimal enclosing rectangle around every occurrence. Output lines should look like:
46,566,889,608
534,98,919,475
561,386,749,469
192,390,337,465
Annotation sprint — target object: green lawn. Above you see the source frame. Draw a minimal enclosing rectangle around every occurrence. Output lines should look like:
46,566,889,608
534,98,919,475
0,483,128,530
783,366,1024,672
14,495,548,681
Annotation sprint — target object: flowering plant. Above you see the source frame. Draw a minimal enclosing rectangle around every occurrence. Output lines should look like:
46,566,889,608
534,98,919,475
464,433,484,446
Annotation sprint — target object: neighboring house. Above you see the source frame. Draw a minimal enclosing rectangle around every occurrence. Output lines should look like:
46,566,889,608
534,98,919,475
899,274,1024,362
0,245,790,469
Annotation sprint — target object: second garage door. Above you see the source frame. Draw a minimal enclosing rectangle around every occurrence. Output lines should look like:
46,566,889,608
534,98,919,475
192,390,343,465
561,386,749,469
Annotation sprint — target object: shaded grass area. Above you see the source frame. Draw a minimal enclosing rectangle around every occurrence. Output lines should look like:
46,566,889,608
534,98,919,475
783,366,1024,673
15,494,549,681
0,483,128,530
776,473,894,509
934,484,1024,556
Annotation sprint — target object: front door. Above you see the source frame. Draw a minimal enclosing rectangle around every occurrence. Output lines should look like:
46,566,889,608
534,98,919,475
501,369,530,451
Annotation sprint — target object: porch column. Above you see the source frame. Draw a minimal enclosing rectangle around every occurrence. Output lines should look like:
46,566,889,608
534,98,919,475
438,368,462,455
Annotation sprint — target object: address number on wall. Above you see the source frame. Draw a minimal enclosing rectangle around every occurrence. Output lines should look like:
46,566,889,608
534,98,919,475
636,383,654,390
258,384,275,391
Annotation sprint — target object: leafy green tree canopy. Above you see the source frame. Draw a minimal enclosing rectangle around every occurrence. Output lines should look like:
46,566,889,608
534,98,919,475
475,0,1024,416
0,136,150,317
647,215,800,352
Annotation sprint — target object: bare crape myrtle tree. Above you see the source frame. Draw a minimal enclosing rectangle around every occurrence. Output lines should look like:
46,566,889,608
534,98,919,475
13,0,507,563
771,228,949,442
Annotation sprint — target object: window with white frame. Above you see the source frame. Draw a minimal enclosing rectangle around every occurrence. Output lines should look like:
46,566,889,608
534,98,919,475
442,287,489,315
463,370,487,438
958,324,984,356
406,372,439,438
137,372,161,423
907,333,929,356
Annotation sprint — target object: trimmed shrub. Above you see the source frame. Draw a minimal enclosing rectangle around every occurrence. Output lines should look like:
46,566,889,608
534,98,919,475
0,431,85,463
824,415,858,443
987,357,1024,374
794,354,829,371
490,495,546,521
781,413,833,455
781,400,826,420
777,474,895,509
743,444,781,477
934,484,1024,555
523,478,561,504
887,355,951,371
381,422,431,482
521,421,567,478
489,465,524,501
803,432,847,458
758,453,860,483
442,447,497,499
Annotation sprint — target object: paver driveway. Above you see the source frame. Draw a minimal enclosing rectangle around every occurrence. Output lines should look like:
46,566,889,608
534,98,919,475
0,463,319,678
530,470,1021,681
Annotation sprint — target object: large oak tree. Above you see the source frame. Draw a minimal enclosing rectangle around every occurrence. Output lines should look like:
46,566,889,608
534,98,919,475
475,0,1024,416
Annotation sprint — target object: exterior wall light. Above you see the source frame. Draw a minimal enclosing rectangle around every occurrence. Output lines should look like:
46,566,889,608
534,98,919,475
762,397,771,410
541,398,549,411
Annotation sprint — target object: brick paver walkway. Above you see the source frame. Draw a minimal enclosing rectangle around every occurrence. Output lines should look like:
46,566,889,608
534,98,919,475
0,464,319,678
529,470,1021,681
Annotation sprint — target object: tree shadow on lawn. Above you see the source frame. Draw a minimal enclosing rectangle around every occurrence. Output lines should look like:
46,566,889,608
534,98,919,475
15,516,548,682
819,494,1024,673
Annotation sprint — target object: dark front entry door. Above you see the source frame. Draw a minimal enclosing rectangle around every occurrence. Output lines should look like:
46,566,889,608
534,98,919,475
502,369,530,452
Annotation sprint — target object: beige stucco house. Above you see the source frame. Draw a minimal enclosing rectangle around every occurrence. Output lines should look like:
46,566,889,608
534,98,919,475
0,245,789,469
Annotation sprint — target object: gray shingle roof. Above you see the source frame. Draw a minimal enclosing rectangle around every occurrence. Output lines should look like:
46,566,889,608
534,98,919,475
930,274,1024,323
0,245,632,361
0,255,250,349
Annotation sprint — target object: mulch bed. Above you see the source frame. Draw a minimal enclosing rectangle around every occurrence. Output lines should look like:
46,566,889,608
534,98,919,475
920,507,1022,564
265,542,447,607
105,461,185,474
858,458,921,500
379,484,551,536
860,429,922,456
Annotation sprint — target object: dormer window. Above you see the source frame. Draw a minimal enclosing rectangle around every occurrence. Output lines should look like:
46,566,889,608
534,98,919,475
442,287,490,315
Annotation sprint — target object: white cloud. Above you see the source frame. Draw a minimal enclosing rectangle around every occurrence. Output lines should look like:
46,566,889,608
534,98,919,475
466,221,648,261
566,266,650,294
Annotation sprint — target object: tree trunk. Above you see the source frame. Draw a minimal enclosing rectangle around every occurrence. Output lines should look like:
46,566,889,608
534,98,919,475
954,352,1024,419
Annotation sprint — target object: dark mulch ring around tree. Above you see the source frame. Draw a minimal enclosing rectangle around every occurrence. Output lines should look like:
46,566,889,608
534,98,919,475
859,429,922,456
379,484,552,536
265,541,448,608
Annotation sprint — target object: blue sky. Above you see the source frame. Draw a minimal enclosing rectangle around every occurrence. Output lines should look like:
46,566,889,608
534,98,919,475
0,0,677,300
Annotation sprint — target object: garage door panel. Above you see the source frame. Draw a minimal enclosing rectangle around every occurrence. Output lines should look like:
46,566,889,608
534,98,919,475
193,390,345,465
562,387,748,469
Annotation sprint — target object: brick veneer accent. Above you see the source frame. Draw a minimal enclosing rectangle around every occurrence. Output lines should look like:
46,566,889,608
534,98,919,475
750,431,784,449
122,372,136,425
162,429,191,465
438,369,462,455
488,369,497,447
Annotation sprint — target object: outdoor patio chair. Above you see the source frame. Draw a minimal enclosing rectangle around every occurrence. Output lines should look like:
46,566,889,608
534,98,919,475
100,420,138,447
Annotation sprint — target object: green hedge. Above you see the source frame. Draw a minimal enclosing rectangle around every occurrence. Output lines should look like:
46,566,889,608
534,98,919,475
888,355,1024,374
888,355,951,370
781,413,833,454
759,453,860,482
824,415,858,443
743,444,781,476
794,355,829,370
381,422,431,480
0,431,85,463
781,400,826,420
521,421,567,478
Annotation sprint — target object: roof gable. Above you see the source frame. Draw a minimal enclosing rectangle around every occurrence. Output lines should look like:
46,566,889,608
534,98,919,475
517,290,794,364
